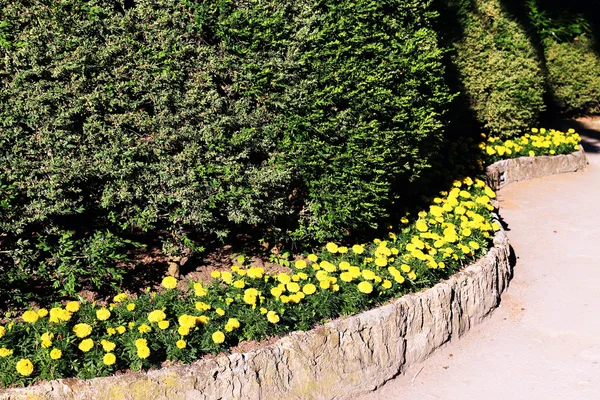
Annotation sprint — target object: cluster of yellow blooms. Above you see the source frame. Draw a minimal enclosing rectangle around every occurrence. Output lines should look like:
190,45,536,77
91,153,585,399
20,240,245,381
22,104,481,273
0,175,503,387
482,128,581,162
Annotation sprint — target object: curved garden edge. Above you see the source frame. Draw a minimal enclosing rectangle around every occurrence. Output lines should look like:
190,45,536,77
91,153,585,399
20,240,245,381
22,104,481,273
0,148,589,400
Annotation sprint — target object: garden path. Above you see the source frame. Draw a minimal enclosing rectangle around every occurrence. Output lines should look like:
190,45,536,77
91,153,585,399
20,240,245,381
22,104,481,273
359,119,600,400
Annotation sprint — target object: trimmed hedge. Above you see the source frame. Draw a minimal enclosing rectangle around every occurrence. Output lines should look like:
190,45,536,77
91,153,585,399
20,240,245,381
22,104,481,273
545,36,600,116
0,1,453,299
444,0,546,136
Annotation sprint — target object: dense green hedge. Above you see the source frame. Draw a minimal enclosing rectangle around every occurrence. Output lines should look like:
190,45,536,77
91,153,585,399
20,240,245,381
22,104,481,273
0,0,453,300
443,0,546,136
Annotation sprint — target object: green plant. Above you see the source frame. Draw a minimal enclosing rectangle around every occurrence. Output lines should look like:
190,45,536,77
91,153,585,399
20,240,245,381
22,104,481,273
442,0,546,136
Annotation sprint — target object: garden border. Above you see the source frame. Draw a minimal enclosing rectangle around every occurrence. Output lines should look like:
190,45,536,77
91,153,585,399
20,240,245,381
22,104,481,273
0,148,588,400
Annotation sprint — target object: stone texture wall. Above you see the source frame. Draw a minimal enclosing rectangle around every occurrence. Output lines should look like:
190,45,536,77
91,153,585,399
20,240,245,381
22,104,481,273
2,149,587,400
485,146,588,191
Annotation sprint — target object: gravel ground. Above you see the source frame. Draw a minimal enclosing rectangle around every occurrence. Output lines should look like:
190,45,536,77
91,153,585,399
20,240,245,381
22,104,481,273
359,120,600,400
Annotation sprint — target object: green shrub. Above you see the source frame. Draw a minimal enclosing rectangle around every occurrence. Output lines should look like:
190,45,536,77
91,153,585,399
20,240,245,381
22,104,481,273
0,0,453,298
447,0,546,136
545,36,600,115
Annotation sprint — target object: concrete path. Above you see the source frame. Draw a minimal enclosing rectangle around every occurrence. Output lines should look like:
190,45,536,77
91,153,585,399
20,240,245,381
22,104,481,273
360,120,600,400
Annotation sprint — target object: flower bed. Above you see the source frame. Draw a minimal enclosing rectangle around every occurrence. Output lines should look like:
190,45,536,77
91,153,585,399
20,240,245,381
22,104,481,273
0,128,582,389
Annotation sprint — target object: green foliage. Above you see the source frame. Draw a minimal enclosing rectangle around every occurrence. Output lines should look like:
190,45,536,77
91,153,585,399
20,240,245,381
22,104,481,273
446,0,546,136
526,0,592,43
0,0,454,299
545,36,600,115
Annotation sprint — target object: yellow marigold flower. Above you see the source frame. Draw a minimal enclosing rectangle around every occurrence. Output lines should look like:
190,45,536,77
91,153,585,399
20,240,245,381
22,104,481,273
0,347,13,357
294,260,307,269
178,314,197,328
247,267,264,279
357,281,373,294
461,228,472,237
362,270,376,280
128,322,135,329
41,339,52,348
101,340,116,352
178,326,190,336
221,271,233,284
340,272,353,282
382,280,392,289
197,316,210,324
302,283,317,295
161,276,178,289
259,307,268,314
307,254,318,263
16,359,34,376
232,279,245,289
266,311,280,324
65,301,80,313
325,242,338,253
401,216,409,224
215,308,225,316
78,339,94,352
227,318,240,329
276,272,291,284
211,270,221,279
96,308,111,321
137,346,150,359
225,297,234,304
270,286,284,298
135,338,147,348
212,331,226,344
113,293,128,303
73,323,93,338
148,310,166,323
469,241,480,250
37,308,48,318
374,257,387,267
158,321,170,330
49,348,62,360
195,302,211,312
176,340,187,349
126,303,136,311
116,326,126,334
22,310,39,323
193,282,208,297
40,332,54,343
107,327,116,335
415,220,428,232
103,353,116,366
138,324,151,333
338,246,348,254
0,326,4,338
286,282,300,293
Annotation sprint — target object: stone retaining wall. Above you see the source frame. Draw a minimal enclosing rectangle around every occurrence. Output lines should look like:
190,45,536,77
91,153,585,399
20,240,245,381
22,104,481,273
485,146,588,191
1,149,587,400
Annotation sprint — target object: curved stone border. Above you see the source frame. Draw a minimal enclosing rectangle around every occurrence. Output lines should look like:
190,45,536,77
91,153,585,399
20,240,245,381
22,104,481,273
0,149,588,400
485,146,588,190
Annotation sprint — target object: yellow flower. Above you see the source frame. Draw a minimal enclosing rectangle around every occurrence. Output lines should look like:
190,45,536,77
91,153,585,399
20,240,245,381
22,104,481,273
96,308,111,321
161,276,178,289
148,310,166,323
215,308,225,316
415,220,428,232
374,257,387,267
22,310,39,323
357,281,373,294
307,254,318,263
178,314,197,328
286,282,300,293
325,242,339,253
338,246,348,253
401,216,409,224
126,303,136,311
0,347,13,357
0,326,4,338
41,339,52,348
362,270,377,280
178,326,190,336
382,280,393,289
158,320,170,330
211,271,221,279
116,325,126,334
294,259,307,269
103,353,116,366
193,282,208,297
101,340,116,352
73,323,93,338
302,283,317,295
233,279,245,289
266,311,280,324
113,293,128,303
135,338,147,348
226,318,241,331
176,340,187,349
50,348,62,360
65,301,80,313
16,359,34,376
107,327,116,335
137,346,150,359
276,273,291,284
270,286,284,298
212,331,225,344
78,339,94,352
37,308,48,318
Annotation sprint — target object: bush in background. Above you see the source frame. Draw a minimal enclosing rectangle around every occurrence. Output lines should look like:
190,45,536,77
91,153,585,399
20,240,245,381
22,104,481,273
445,0,546,136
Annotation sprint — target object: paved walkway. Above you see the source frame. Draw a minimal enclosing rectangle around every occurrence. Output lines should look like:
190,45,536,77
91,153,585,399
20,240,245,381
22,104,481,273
360,120,600,400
